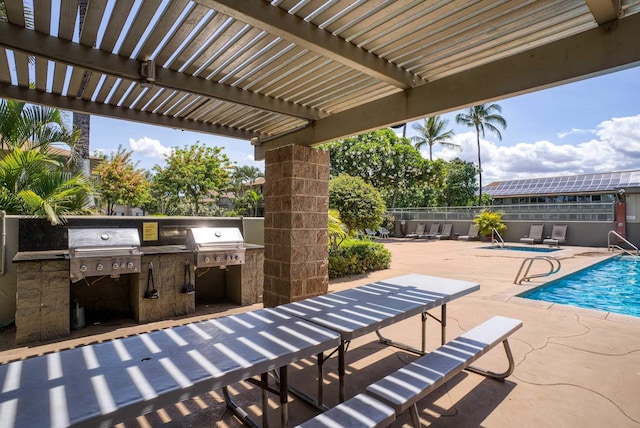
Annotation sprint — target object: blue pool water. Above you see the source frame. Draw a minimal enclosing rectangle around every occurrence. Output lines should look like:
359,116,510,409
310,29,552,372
520,256,640,317
482,245,560,253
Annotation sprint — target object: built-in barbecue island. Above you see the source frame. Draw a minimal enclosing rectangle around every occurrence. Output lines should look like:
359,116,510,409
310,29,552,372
12,217,264,344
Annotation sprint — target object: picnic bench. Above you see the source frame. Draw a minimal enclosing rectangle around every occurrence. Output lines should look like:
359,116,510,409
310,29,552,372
278,274,479,404
297,316,522,428
0,308,340,428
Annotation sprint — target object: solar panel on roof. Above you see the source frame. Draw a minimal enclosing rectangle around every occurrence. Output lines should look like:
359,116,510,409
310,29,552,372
484,170,640,197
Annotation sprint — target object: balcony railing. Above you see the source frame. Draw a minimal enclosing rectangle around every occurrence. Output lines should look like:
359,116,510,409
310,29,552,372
388,203,614,222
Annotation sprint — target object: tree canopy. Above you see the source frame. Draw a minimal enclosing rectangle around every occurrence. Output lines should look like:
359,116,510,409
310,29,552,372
94,145,151,215
436,158,478,207
152,142,232,216
322,129,441,208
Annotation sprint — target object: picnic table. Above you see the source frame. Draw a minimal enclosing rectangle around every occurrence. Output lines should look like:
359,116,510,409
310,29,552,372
0,308,340,428
278,273,479,403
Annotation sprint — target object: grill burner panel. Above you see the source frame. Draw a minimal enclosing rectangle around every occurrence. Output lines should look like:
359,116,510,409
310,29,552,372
187,227,245,268
69,228,141,282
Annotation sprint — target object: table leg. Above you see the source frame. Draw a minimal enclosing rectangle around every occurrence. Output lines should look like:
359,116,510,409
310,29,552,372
272,353,329,411
262,372,269,428
338,341,346,402
280,366,289,428
441,304,447,345
317,352,324,406
421,311,427,353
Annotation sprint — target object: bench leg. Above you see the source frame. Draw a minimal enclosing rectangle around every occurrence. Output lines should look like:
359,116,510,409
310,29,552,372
466,339,516,381
410,403,422,428
222,386,260,428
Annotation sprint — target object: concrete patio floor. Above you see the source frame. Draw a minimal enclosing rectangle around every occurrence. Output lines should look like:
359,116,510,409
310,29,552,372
1,239,640,427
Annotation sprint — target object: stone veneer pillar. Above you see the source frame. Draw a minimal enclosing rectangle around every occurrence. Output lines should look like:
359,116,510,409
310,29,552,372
263,144,329,307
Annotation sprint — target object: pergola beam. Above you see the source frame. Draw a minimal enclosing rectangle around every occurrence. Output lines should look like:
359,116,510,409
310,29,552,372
585,0,621,25
196,0,420,89
256,11,640,159
0,22,321,121
0,83,255,140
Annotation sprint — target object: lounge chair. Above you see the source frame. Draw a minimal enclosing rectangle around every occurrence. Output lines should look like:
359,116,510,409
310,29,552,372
458,224,480,241
423,223,441,239
378,227,391,238
520,224,544,244
365,229,378,239
543,224,567,247
434,223,453,240
405,223,425,238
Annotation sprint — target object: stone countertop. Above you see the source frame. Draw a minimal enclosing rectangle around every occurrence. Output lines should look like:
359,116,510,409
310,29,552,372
13,250,68,262
13,244,264,262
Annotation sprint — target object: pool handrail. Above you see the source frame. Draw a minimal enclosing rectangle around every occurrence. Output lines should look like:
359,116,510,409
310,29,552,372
492,228,505,248
514,256,561,284
607,230,639,255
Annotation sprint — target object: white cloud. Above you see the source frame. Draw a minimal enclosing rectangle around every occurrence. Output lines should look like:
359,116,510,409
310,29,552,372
244,154,265,168
128,137,173,159
557,128,593,139
434,114,640,184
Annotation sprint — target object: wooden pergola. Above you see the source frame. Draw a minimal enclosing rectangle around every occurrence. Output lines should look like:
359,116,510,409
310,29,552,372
1,1,639,159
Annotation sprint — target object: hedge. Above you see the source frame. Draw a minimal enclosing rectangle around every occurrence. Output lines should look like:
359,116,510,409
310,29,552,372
328,239,391,278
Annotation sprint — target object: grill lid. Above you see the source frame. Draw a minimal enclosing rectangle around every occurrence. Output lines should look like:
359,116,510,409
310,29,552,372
187,227,244,250
68,228,141,255
68,228,142,282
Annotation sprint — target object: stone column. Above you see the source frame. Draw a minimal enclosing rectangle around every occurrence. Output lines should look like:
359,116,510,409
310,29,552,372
263,145,329,307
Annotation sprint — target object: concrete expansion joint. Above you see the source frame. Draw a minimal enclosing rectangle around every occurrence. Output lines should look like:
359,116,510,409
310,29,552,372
508,314,640,425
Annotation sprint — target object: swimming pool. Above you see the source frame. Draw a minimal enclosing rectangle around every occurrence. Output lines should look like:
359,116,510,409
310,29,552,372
520,256,640,317
482,245,560,253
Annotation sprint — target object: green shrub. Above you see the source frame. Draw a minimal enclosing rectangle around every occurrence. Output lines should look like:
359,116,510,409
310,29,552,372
329,174,386,232
473,209,506,237
328,239,391,278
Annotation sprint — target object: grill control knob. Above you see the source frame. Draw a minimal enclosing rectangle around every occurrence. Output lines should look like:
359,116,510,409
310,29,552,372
80,264,87,272
204,256,210,263
120,262,126,269
234,255,239,260
96,263,104,271
112,262,119,270
226,255,232,261
215,256,222,262
127,262,134,269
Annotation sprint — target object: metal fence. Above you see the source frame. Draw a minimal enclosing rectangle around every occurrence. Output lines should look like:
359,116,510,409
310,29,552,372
388,203,614,222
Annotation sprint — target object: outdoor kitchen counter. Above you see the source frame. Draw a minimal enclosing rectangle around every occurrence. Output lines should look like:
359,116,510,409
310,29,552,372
13,245,264,344
12,244,265,261
13,250,69,262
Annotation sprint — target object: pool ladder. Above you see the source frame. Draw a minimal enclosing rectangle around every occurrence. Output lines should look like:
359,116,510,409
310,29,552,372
607,230,639,256
514,256,561,284
492,228,505,248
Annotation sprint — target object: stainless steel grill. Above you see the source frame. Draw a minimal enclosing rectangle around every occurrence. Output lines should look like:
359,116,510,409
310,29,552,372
187,227,245,269
68,228,142,282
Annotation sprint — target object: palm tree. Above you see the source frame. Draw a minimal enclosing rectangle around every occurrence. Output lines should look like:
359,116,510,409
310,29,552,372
0,99,92,224
0,99,79,156
0,148,92,224
455,104,507,205
73,0,92,178
410,116,458,160
232,165,264,197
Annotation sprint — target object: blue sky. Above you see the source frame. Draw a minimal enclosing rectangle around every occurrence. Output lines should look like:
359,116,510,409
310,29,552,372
84,65,640,183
